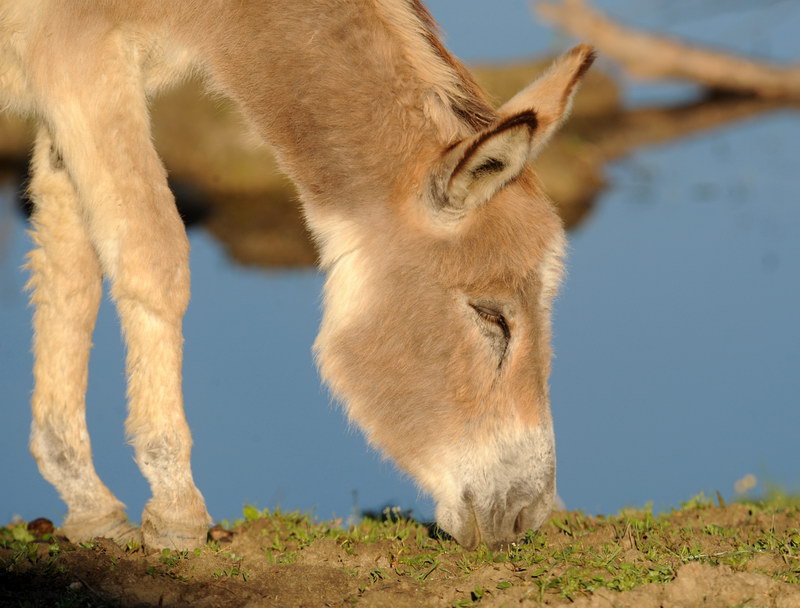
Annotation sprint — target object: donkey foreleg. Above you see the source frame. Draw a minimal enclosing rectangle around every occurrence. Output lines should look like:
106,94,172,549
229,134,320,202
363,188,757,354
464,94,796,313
63,132,209,550
27,128,139,545
29,31,210,550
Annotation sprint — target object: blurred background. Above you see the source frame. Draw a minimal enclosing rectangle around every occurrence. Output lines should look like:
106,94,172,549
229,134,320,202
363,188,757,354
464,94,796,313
1,0,798,525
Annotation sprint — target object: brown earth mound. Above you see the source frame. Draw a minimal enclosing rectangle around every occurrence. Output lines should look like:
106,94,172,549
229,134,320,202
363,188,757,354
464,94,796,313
2,498,799,607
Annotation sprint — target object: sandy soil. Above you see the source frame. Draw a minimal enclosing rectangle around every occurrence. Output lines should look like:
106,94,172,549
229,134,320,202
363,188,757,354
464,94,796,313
2,501,799,607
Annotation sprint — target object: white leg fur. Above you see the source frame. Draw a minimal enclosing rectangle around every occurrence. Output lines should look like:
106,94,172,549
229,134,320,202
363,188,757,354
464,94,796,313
27,127,140,544
27,28,209,549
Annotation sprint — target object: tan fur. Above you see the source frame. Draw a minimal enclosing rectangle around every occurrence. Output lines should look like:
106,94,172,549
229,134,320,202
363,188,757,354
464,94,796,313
0,0,593,550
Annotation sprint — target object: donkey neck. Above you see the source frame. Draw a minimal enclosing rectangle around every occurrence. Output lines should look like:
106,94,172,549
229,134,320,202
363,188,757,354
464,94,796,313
198,0,495,211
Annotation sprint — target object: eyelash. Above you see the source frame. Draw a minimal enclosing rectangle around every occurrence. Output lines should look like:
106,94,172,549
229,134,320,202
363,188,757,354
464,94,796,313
470,304,511,341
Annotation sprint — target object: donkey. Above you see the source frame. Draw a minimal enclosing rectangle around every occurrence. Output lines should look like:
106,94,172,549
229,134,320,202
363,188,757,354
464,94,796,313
0,0,594,550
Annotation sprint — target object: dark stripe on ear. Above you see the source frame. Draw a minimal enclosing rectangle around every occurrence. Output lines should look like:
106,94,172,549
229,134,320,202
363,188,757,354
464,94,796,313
449,110,538,185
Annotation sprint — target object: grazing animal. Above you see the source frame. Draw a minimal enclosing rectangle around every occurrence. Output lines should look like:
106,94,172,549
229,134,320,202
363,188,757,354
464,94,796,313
0,0,594,550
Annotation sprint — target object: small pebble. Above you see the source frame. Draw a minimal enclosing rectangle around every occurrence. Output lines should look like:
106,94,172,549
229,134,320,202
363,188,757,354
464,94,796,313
208,525,234,543
27,517,55,537
69,582,82,591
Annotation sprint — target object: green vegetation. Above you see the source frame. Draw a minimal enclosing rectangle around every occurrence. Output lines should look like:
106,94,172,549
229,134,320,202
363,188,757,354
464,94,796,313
2,492,798,607
218,495,800,596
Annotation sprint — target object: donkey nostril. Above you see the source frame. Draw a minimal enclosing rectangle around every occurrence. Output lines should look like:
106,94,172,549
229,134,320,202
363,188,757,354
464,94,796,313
514,511,525,534
513,507,527,535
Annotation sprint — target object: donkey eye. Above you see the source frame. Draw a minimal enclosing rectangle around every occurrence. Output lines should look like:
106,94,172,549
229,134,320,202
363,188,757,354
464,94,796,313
470,304,511,341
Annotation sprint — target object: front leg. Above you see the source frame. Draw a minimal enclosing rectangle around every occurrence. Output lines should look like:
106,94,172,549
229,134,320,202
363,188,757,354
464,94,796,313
29,28,211,550
27,127,139,545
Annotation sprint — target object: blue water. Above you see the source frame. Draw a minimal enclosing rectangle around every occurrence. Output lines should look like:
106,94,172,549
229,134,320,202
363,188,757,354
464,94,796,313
1,1,798,525
552,112,800,513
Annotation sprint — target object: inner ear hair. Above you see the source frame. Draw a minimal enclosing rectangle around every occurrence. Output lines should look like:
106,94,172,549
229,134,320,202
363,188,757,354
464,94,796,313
448,110,539,189
470,157,506,178
430,111,538,221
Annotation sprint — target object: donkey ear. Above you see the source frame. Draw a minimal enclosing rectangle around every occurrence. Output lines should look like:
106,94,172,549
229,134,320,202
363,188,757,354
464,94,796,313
434,112,538,218
499,43,596,158
432,45,595,221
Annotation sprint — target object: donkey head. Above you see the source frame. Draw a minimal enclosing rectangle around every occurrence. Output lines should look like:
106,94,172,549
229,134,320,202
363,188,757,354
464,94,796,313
313,45,595,548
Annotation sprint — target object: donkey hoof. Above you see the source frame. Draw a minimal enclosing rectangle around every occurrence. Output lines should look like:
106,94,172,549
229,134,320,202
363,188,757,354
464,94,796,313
141,511,208,551
141,520,208,551
62,510,142,547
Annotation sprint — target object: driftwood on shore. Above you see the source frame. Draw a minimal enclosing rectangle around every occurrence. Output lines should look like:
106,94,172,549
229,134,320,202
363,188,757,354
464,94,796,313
537,0,800,100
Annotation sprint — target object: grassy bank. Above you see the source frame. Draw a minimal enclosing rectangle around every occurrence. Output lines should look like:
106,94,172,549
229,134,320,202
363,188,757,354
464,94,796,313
2,492,799,607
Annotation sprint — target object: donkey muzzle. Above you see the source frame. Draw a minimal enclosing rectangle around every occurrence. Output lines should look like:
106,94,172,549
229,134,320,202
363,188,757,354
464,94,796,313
437,480,554,549
431,417,557,549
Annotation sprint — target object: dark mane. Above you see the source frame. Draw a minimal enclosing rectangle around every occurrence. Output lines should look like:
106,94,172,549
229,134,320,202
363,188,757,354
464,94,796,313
407,0,497,131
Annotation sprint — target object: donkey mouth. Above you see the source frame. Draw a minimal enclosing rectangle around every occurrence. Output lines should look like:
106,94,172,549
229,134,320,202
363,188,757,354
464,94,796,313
438,488,554,550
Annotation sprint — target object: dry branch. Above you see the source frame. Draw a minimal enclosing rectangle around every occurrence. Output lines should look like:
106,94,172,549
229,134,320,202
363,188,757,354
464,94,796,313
537,0,800,99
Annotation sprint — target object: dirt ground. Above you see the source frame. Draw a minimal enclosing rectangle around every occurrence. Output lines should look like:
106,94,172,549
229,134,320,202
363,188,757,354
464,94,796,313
2,498,799,608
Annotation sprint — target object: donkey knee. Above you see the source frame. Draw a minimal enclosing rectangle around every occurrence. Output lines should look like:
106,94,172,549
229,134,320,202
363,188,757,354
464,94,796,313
107,214,191,321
